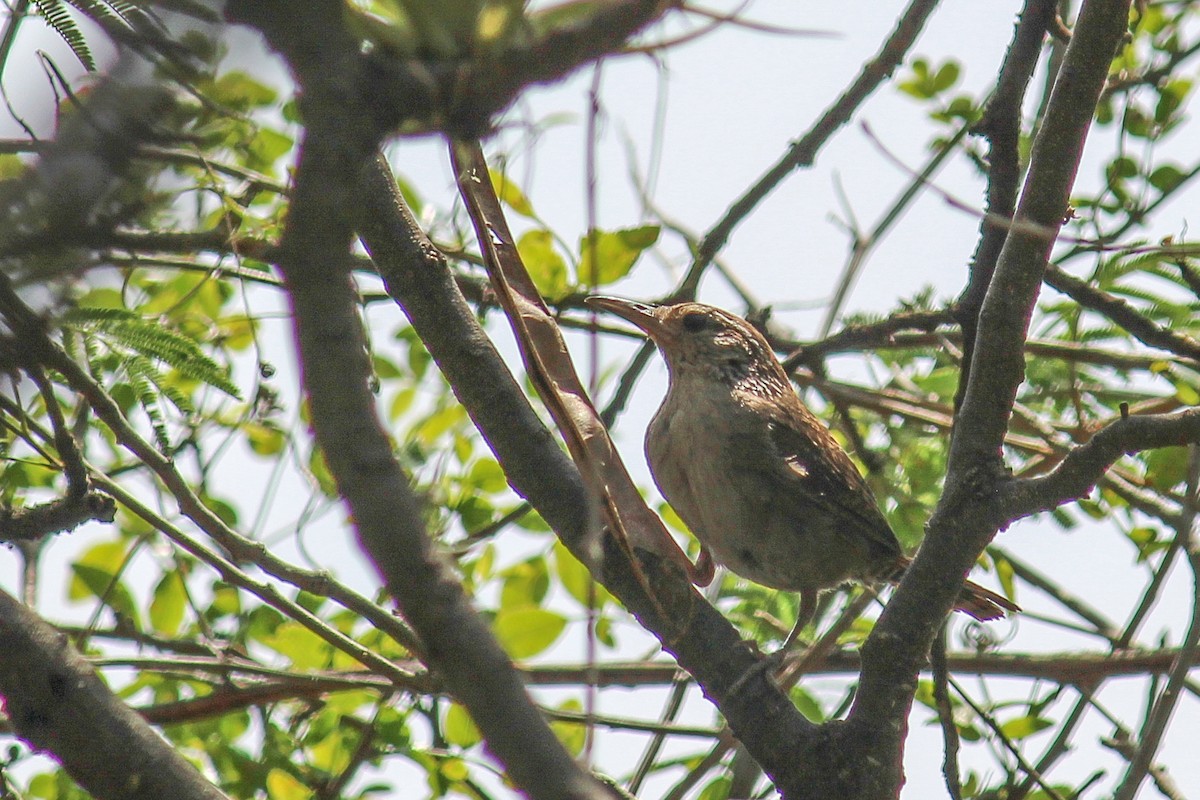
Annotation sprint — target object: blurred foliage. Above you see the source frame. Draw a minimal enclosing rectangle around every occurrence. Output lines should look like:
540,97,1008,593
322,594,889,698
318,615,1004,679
2,2,1199,799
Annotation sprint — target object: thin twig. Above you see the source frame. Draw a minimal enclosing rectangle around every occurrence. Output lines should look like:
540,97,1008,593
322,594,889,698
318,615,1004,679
1112,446,1200,800
676,0,941,299
1009,687,1094,800
819,121,970,337
948,675,1066,800
933,625,963,800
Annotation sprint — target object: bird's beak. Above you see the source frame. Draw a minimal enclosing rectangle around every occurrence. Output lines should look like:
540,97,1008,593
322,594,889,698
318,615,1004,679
584,296,670,342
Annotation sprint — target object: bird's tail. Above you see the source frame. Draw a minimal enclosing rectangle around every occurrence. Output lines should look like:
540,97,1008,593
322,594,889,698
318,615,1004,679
884,556,1020,621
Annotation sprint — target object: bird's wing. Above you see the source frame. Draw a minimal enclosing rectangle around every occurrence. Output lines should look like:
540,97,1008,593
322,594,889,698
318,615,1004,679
742,390,902,563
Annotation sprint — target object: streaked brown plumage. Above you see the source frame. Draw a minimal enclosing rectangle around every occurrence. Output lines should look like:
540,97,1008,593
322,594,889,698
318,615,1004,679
587,296,1018,642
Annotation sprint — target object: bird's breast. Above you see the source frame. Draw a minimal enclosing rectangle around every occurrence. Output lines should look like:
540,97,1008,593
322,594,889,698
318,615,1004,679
645,380,872,592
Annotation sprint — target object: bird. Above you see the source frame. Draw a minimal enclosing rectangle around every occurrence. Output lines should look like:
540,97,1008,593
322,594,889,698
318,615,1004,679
585,296,1018,646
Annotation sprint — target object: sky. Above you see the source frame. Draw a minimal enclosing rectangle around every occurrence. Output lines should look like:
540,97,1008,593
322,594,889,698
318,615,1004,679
2,1,1198,798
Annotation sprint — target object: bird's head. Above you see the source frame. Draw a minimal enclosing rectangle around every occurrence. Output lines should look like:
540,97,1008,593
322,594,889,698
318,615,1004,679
585,297,791,393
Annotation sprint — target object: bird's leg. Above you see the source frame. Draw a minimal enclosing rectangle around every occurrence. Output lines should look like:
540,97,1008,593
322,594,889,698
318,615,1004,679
693,545,715,587
781,589,818,651
727,590,821,697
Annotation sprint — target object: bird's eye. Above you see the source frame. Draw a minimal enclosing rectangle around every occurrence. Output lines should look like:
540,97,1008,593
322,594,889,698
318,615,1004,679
681,312,710,332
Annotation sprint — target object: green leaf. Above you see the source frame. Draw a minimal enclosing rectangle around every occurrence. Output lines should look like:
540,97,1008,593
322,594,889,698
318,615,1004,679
258,621,333,670
444,703,482,748
390,386,417,421
1149,164,1185,192
489,169,536,217
554,540,611,609
697,776,731,800
62,307,241,399
999,714,1053,740
466,457,508,493
308,727,353,773
1175,382,1200,405
577,225,660,285
373,354,402,379
595,614,616,647
897,58,930,98
34,0,96,71
208,581,242,618
68,541,129,599
517,229,569,299
554,540,593,606
439,756,470,782
994,554,1016,599
931,61,960,92
1127,526,1166,562
550,698,586,755
210,70,278,109
789,685,826,723
70,563,140,627
493,607,567,658
307,446,338,497
1107,155,1139,182
500,557,550,609
245,421,286,456
247,128,293,170
0,153,27,179
415,404,468,444
395,173,424,216
897,57,961,101
149,571,187,635
1145,446,1189,490
658,501,692,535
266,768,313,800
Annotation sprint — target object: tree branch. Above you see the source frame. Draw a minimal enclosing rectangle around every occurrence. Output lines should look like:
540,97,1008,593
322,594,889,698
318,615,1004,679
850,1,1133,794
0,588,229,800
225,5,611,798
1044,263,1200,363
1113,447,1200,800
949,0,1131,470
677,0,941,298
446,0,675,136
354,152,816,792
954,0,1058,408
0,489,115,542
5,645,1187,733
1003,409,1200,520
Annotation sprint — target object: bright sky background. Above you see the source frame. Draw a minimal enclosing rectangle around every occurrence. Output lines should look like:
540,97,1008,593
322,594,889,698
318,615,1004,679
3,2,1198,797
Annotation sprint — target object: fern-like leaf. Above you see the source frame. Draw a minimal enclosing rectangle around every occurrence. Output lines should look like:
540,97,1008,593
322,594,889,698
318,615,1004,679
126,354,172,453
63,0,131,31
33,0,96,71
62,308,241,399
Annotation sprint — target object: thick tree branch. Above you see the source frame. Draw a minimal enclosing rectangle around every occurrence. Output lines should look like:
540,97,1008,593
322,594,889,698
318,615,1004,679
1003,409,1200,520
949,0,1131,471
226,5,609,798
954,0,1058,409
355,151,815,791
0,588,229,800
0,490,115,542
230,0,671,139
355,155,593,550
850,2,1132,794
446,0,675,136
